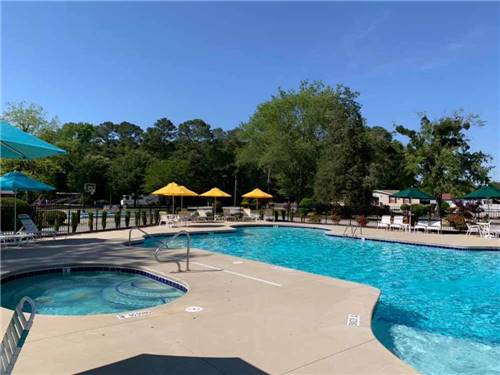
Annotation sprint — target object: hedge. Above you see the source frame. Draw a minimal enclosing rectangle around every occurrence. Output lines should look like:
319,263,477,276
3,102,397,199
0,197,33,232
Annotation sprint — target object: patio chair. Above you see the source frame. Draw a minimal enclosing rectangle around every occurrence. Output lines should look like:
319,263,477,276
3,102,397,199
17,214,56,239
195,209,214,222
177,210,192,227
390,216,405,231
465,222,480,236
158,211,171,226
242,208,259,221
377,215,391,230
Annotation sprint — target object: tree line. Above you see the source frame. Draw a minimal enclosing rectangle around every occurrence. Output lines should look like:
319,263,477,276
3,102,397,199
1,81,493,211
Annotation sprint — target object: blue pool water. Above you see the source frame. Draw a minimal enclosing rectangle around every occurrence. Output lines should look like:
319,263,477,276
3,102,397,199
1,271,185,315
144,226,500,375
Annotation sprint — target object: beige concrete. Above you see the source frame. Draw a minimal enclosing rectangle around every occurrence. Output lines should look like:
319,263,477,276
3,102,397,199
5,220,494,374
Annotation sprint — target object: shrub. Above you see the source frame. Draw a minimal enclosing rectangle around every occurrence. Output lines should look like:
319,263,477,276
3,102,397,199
114,211,121,228
274,211,279,221
102,211,108,230
281,210,286,221
141,211,147,226
330,212,341,223
135,211,140,226
125,211,131,227
307,212,321,223
88,212,94,231
0,197,32,232
400,204,410,213
447,214,466,230
356,215,368,227
71,212,79,233
43,211,67,226
410,204,429,219
153,210,160,225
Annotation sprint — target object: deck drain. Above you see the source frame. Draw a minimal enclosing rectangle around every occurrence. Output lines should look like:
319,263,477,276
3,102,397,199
347,314,360,326
185,306,203,313
116,310,152,320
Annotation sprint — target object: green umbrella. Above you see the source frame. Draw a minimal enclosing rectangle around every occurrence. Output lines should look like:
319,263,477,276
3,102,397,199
461,185,500,200
1,121,66,159
392,188,435,223
392,187,435,200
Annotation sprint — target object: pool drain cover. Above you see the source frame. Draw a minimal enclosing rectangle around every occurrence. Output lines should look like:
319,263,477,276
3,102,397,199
185,306,203,313
347,314,360,326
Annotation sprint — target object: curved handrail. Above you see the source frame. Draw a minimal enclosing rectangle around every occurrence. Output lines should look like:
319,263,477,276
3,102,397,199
127,227,168,248
155,230,191,271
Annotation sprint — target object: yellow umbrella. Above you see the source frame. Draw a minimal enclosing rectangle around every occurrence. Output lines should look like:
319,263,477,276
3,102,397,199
178,185,198,209
152,182,198,213
242,188,273,210
201,187,231,215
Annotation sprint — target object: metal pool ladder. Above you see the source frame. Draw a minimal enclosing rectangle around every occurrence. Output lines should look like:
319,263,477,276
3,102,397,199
1,297,36,375
155,230,191,272
127,227,190,272
343,223,363,238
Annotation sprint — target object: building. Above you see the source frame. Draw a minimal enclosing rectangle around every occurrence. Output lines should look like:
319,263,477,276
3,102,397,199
372,190,429,210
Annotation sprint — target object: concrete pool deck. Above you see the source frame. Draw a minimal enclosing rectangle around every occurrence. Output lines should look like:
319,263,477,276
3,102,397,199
1,222,497,374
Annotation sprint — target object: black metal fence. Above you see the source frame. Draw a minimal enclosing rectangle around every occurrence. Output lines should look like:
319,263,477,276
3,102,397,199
28,204,500,236
32,205,169,235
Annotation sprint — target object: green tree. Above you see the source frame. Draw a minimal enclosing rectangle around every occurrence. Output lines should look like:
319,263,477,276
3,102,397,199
314,87,373,212
107,150,154,204
396,112,491,214
142,118,176,158
366,126,414,189
1,101,59,134
237,81,338,202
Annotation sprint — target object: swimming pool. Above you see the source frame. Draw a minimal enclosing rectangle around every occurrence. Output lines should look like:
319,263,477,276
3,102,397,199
143,226,500,375
0,267,186,315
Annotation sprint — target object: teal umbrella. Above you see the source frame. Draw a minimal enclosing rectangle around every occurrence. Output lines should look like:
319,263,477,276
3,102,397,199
0,121,66,159
0,171,55,231
461,185,500,200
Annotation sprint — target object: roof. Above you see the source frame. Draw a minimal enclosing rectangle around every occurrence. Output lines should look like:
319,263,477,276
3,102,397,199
373,190,400,195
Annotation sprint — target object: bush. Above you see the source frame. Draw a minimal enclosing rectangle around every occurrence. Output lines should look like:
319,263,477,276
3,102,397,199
125,211,131,227
88,212,94,231
330,212,341,223
102,211,108,230
43,211,67,226
356,215,368,227
400,204,410,213
0,197,32,232
71,212,79,233
141,211,147,226
114,211,121,228
135,211,140,226
153,210,160,225
307,212,321,224
447,214,466,230
410,204,429,219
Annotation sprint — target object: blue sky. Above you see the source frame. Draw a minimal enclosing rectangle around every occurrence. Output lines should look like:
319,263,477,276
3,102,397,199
2,2,499,178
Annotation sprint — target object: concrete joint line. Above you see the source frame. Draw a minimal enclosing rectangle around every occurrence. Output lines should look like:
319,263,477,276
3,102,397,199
280,338,376,374
192,261,282,287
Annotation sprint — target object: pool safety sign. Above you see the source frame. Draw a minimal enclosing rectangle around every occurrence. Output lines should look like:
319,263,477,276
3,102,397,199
347,314,360,326
116,310,152,320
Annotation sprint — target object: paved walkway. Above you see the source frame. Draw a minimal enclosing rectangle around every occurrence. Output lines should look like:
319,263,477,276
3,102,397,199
1,222,496,374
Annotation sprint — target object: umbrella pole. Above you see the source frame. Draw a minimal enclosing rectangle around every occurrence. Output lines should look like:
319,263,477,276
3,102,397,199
172,196,175,214
214,197,217,217
14,189,17,233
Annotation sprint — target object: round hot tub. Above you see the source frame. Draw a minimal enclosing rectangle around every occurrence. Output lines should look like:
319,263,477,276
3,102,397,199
0,266,186,316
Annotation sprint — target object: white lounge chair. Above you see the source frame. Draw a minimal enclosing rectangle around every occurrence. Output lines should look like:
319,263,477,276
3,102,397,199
0,232,35,247
414,219,430,232
427,220,442,233
377,215,391,230
390,216,406,231
17,214,56,239
243,208,259,221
